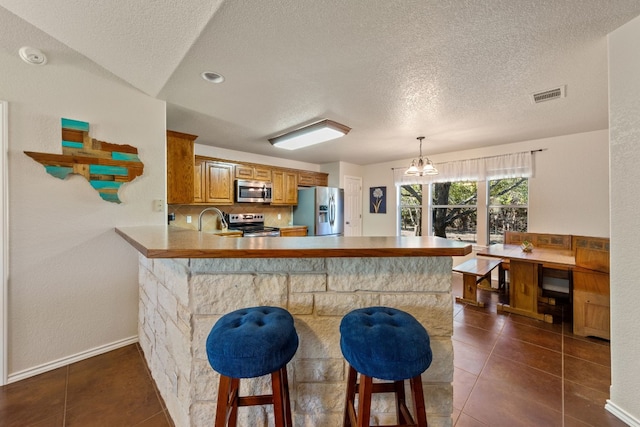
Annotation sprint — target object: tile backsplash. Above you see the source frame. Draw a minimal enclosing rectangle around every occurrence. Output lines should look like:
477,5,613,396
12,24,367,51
169,204,293,232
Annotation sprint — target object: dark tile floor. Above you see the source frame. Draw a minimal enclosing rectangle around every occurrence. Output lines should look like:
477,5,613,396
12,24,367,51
0,274,624,426
0,344,173,426
451,273,624,427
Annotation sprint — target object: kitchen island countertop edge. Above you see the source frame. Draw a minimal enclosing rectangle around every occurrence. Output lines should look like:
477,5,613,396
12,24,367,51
115,225,472,258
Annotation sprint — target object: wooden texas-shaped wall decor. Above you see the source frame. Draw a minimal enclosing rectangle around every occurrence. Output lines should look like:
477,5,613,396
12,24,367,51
25,118,144,203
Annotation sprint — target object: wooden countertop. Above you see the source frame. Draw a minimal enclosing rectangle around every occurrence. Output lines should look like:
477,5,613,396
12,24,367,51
478,244,575,269
116,226,472,259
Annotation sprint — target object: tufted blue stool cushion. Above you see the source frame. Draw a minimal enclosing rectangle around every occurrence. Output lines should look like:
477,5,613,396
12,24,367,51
206,306,299,379
340,306,432,381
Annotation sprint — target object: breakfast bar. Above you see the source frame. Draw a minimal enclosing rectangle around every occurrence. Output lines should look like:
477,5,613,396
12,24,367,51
116,226,471,427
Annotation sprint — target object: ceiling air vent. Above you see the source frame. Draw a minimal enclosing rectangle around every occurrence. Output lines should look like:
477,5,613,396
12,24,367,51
531,85,566,104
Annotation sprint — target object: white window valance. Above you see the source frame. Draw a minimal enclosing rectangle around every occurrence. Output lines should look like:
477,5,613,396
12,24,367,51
394,151,533,185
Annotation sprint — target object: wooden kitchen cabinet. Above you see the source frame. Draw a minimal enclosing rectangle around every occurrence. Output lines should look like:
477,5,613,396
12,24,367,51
272,169,298,205
235,163,272,181
572,236,610,339
167,130,197,204
194,156,234,205
298,171,328,187
573,270,610,339
280,226,308,237
167,132,329,206
193,157,204,203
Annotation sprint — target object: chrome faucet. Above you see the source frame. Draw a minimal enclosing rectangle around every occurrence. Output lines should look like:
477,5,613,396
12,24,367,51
198,207,228,231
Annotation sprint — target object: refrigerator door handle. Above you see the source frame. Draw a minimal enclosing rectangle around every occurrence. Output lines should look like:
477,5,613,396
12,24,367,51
329,195,335,226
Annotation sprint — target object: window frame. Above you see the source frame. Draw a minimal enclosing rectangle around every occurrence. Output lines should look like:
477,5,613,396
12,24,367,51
486,177,529,244
396,177,529,246
430,181,479,244
398,184,425,236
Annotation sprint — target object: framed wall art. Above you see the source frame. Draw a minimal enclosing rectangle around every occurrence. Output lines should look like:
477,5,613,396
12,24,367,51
370,186,386,214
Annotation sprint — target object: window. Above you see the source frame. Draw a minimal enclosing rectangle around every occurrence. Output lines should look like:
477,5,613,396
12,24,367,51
431,181,477,243
488,178,528,243
399,184,423,236
394,151,532,244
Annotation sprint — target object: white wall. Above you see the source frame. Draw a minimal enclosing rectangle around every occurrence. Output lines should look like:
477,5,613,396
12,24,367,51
320,161,364,189
360,130,610,238
1,11,166,379
608,15,640,425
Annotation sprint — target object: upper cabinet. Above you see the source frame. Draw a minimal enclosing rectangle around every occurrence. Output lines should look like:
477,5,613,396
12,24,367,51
167,130,197,204
298,171,328,187
272,169,298,205
193,157,204,203
235,164,272,181
195,157,234,205
166,130,328,206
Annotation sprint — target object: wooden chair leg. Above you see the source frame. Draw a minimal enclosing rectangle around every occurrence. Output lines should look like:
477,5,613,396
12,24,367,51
215,367,295,427
280,366,293,427
357,374,373,427
271,369,286,427
409,375,428,427
215,376,240,427
393,380,408,424
343,367,428,427
344,365,358,427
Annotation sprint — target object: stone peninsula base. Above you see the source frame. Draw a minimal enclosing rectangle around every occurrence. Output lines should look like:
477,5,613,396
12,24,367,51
137,255,454,427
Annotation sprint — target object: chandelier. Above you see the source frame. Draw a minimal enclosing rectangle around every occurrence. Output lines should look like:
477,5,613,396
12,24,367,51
405,136,438,176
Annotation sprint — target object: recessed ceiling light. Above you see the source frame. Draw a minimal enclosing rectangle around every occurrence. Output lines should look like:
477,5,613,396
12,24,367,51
19,46,47,65
201,71,225,83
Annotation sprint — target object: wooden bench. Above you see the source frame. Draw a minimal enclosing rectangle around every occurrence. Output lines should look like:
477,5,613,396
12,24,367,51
453,258,503,307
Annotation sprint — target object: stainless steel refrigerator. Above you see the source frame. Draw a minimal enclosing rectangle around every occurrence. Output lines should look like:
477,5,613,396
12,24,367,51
293,187,344,236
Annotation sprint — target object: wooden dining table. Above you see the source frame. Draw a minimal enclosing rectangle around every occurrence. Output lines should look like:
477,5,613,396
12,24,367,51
477,244,575,322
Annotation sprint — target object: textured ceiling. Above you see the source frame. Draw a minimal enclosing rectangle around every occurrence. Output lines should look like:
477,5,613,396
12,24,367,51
2,0,640,165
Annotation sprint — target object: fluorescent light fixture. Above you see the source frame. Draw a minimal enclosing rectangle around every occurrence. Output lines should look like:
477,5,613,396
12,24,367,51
269,119,351,150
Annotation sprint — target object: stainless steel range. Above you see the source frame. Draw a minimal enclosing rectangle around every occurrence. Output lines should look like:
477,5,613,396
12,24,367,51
227,213,280,237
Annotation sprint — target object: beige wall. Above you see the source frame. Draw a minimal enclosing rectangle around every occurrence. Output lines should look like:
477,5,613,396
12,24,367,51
2,10,166,379
608,14,640,425
360,129,610,239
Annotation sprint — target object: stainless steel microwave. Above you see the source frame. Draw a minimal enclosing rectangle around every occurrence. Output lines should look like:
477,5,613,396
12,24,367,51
235,180,272,203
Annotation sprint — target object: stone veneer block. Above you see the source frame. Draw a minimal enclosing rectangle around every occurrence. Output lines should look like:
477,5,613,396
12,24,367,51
327,257,452,292
290,273,327,293
190,257,325,273
288,293,314,315
137,256,454,427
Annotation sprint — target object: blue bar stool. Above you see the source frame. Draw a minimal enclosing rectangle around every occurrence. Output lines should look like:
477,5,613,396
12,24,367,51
206,306,299,427
340,307,433,427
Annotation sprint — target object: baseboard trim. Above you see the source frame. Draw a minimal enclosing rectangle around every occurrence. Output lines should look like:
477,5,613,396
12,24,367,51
7,335,139,384
606,400,640,427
